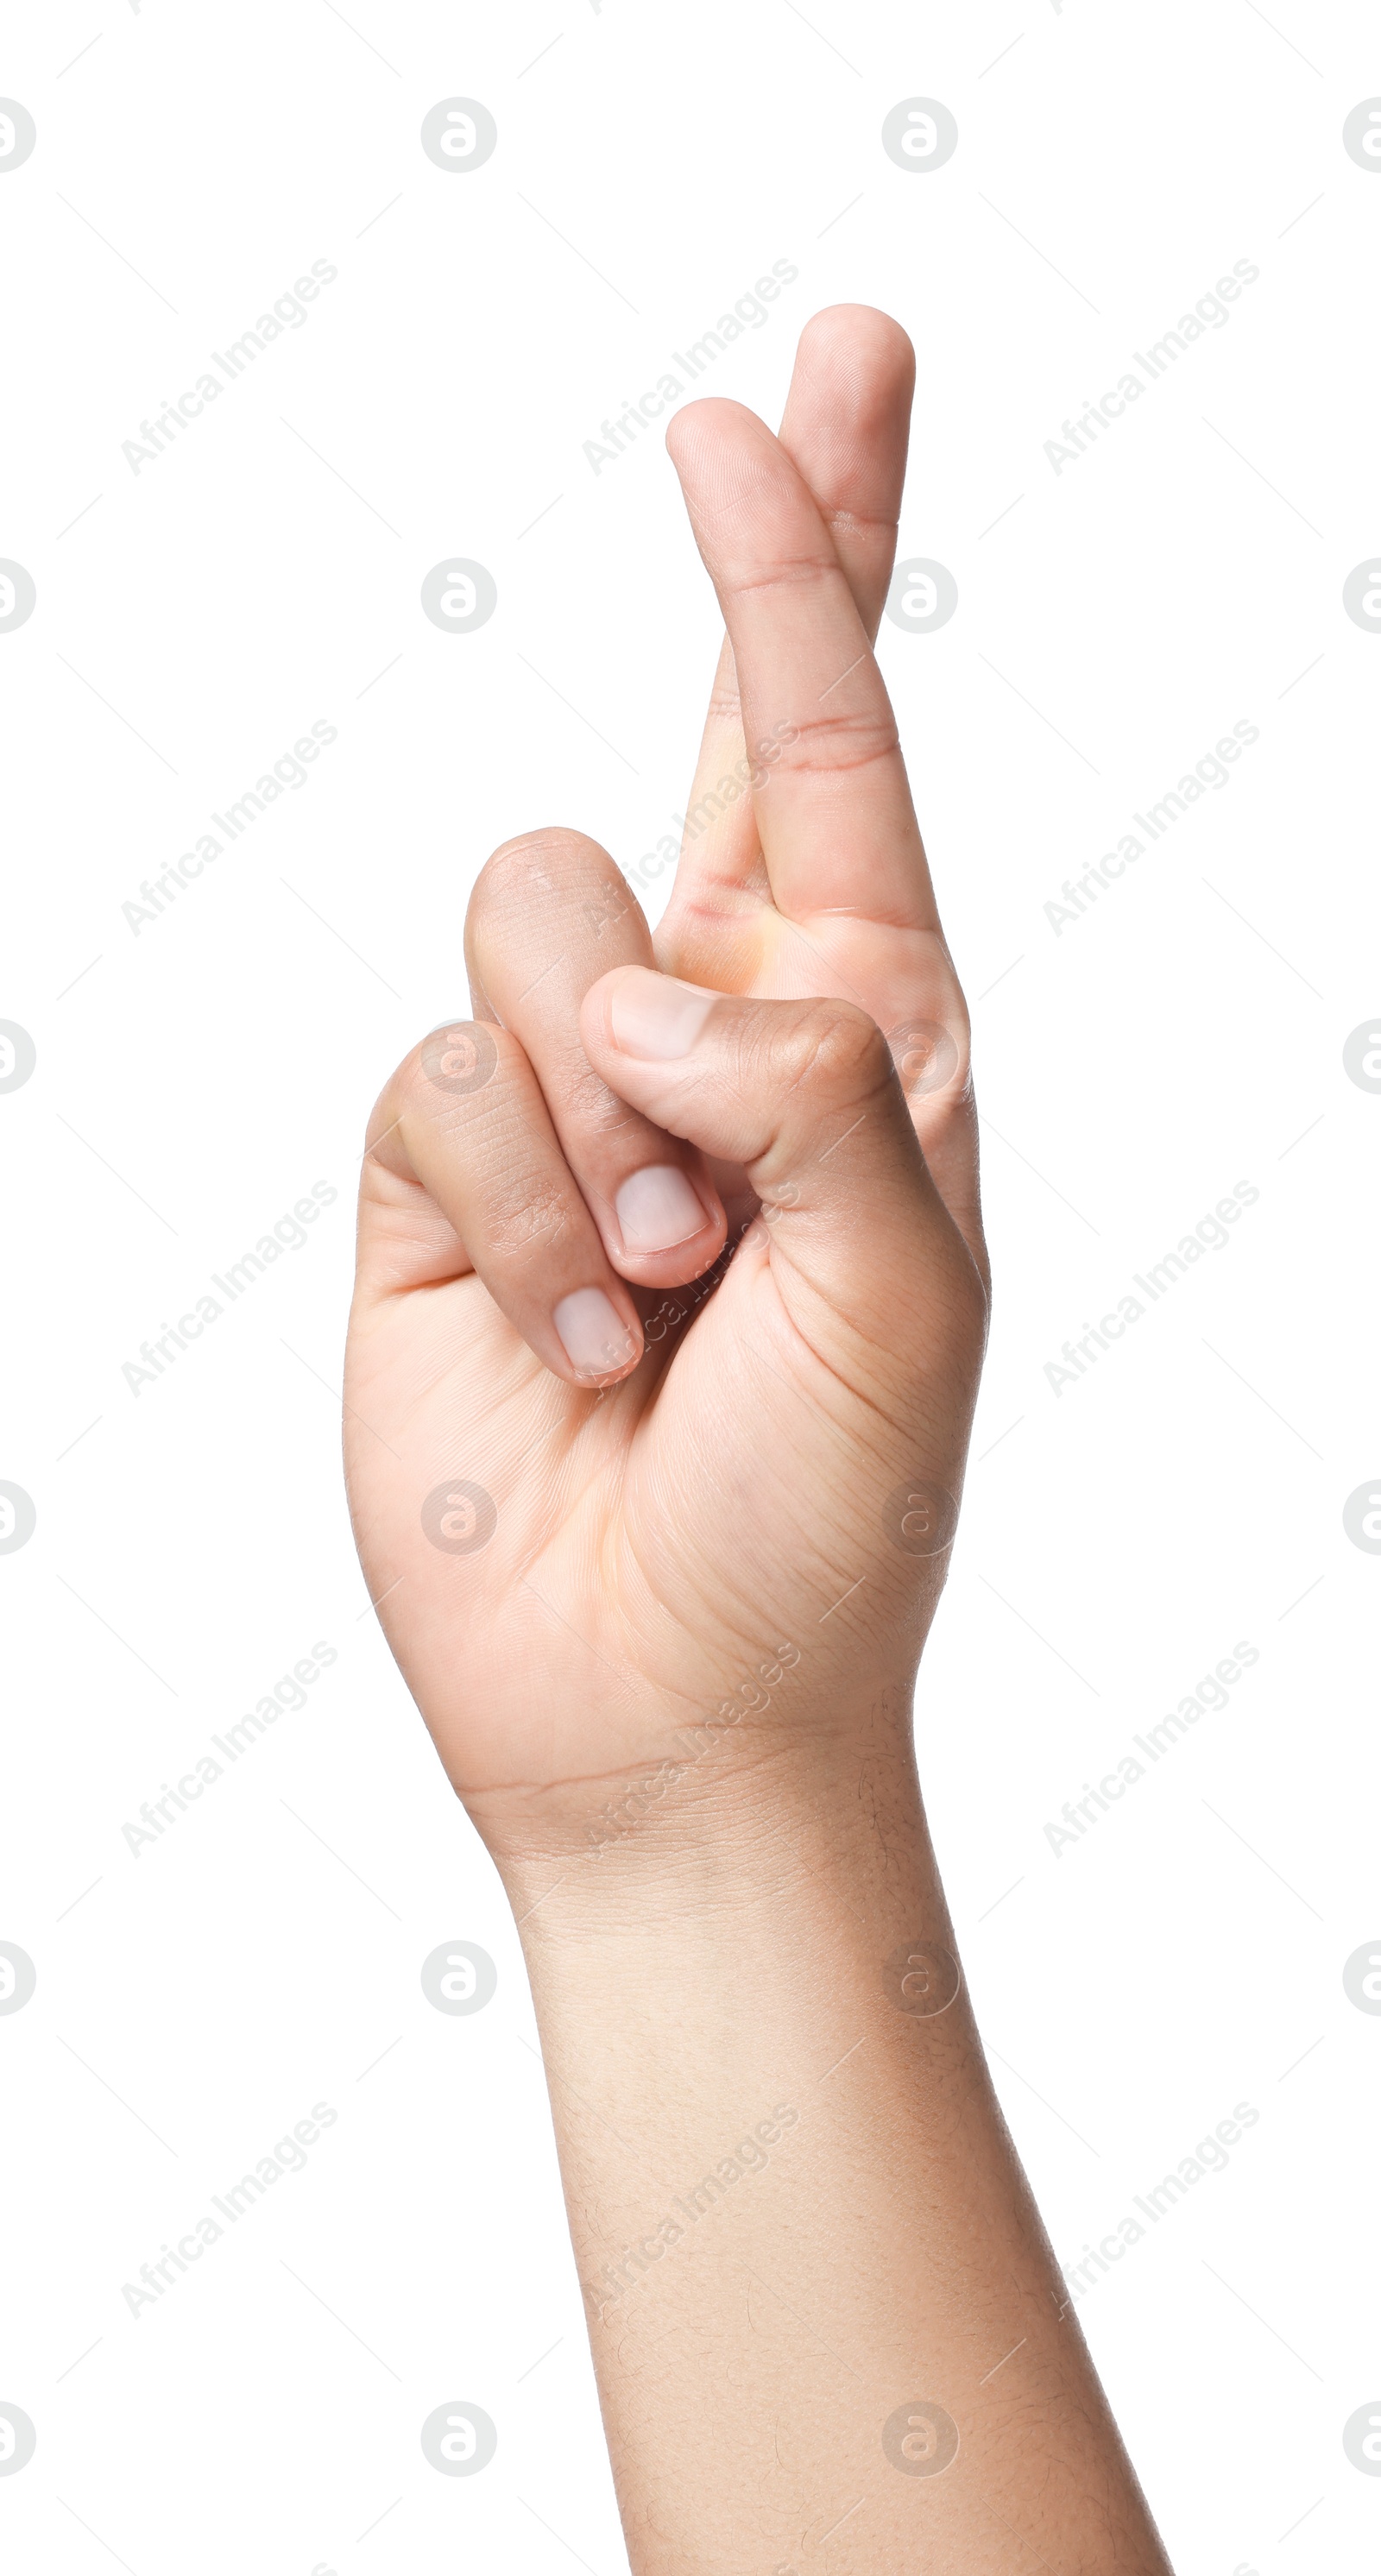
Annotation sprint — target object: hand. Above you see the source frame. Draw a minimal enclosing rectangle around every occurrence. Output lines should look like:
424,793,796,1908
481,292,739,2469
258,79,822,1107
344,310,1172,2576
344,306,988,1855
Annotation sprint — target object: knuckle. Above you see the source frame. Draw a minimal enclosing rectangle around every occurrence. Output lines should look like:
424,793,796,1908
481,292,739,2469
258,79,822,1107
786,1001,893,1103
778,708,899,778
823,504,900,541
719,550,834,607
482,1173,571,1262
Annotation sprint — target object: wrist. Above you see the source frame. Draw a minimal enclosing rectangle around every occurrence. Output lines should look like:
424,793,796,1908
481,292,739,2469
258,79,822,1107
475,1703,958,2037
467,1670,921,1907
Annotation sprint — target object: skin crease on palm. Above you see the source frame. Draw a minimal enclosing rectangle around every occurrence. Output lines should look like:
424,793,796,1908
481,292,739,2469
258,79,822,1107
344,305,987,1833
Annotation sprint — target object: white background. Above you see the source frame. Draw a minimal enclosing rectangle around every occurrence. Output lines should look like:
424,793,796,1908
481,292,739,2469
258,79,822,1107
1,2,1378,2570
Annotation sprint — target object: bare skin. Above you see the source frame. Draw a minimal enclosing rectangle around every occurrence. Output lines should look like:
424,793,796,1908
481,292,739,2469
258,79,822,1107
344,306,1174,2574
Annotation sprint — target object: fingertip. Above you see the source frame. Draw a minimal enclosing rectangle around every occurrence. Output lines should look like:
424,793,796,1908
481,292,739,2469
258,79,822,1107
797,303,916,383
582,966,720,1066
665,399,785,499
552,1284,645,1389
666,394,757,451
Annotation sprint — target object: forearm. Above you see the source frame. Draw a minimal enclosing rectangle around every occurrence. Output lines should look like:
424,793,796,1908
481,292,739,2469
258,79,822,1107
488,1728,1171,2576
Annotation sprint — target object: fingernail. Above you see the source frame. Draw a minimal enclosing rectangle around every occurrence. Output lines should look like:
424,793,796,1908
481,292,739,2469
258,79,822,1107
609,970,715,1060
615,1164,705,1253
554,1287,635,1378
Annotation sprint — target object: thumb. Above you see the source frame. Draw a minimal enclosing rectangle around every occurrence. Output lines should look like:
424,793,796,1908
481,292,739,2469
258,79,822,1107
580,967,987,1408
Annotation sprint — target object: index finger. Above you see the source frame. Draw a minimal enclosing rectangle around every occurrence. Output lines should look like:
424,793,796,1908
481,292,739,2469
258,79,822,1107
665,398,940,936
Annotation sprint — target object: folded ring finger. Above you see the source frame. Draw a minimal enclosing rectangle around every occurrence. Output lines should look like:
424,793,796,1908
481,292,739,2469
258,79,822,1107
372,1020,645,1387
465,828,728,1284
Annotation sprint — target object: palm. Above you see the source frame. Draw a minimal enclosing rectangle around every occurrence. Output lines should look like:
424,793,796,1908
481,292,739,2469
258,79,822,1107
347,1206,927,1808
